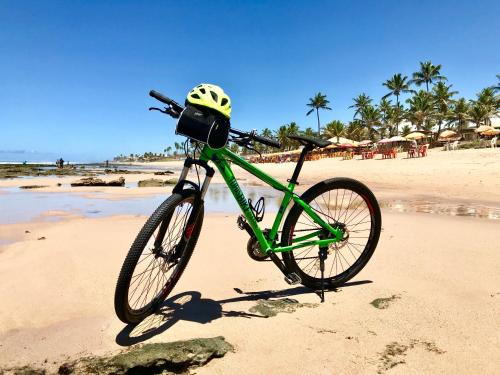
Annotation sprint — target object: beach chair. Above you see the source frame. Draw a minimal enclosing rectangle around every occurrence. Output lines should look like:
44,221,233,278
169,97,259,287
491,137,497,149
418,144,428,157
451,140,459,150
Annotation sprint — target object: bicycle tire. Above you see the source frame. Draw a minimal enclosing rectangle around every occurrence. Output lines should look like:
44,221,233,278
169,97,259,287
281,178,381,290
114,189,204,324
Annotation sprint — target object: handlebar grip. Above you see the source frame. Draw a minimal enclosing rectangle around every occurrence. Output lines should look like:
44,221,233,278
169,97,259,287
253,134,281,149
149,90,173,105
149,90,184,113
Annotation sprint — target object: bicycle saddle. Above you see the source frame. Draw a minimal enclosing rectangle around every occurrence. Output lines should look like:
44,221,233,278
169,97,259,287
287,135,332,149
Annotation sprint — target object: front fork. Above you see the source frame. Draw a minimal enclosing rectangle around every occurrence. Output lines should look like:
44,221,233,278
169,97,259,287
153,157,214,254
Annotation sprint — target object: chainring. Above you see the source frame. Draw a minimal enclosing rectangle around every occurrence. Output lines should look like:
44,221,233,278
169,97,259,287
246,236,270,261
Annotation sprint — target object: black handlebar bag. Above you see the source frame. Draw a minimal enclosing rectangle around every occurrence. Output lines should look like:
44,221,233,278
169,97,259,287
176,105,230,149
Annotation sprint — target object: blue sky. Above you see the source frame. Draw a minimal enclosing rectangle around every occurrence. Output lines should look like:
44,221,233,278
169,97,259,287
1,0,499,162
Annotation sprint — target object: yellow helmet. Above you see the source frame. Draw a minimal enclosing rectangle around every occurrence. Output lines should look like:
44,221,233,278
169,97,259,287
186,83,232,119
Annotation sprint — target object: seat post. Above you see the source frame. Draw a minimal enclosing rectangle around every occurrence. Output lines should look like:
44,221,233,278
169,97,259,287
288,145,313,185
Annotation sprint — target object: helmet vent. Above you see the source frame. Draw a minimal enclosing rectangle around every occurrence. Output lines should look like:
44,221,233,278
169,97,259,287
221,98,228,106
199,88,206,94
191,93,200,99
210,91,218,102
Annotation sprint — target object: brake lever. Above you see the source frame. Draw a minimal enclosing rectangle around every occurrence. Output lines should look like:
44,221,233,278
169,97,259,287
149,107,168,113
149,106,180,118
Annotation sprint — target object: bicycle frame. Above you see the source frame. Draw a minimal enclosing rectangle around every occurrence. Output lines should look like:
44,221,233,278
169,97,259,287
191,145,344,255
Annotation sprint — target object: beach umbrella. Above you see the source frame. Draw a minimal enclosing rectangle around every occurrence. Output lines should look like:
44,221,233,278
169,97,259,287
439,130,457,139
482,128,500,136
389,136,407,142
474,125,494,133
327,137,357,145
405,132,426,140
358,140,373,146
377,138,391,143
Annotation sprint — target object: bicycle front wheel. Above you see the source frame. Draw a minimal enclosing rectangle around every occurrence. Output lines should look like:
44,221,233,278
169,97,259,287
281,178,381,290
114,189,204,324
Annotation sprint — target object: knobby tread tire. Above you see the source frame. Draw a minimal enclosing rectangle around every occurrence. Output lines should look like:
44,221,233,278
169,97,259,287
114,189,203,324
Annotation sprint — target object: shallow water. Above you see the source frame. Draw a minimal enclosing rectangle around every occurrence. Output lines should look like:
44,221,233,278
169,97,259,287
381,200,500,220
0,184,284,225
0,184,498,226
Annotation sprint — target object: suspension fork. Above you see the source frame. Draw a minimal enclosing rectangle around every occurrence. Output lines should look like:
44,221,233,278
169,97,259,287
154,157,214,249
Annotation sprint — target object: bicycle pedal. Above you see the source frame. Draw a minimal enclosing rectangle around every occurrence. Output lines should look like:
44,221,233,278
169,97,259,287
284,273,302,285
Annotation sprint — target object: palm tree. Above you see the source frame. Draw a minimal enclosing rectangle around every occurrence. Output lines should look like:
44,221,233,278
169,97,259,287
476,87,498,125
406,90,436,130
358,105,382,140
286,122,301,149
349,93,372,119
410,61,447,92
301,127,317,138
492,74,500,93
275,125,289,150
433,82,458,136
345,120,364,141
260,127,275,153
306,92,332,136
448,98,470,133
388,103,406,135
382,73,413,106
400,124,412,136
468,101,489,128
323,120,345,142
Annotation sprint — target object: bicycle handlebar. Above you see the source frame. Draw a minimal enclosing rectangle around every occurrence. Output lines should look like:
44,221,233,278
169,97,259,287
230,128,281,149
149,90,184,113
149,89,281,149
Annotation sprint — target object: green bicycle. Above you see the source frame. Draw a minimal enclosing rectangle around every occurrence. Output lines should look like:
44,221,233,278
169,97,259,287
114,85,381,324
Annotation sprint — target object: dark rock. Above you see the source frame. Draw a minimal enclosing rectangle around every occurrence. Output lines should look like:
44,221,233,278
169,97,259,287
370,295,400,309
153,171,174,175
56,336,233,374
137,178,177,187
19,185,49,189
37,237,46,240
249,298,318,318
71,177,125,187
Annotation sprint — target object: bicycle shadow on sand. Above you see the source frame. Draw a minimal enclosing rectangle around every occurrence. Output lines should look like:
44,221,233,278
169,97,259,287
115,280,371,346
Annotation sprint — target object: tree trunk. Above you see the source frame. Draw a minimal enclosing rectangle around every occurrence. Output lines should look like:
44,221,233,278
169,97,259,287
396,94,400,134
316,108,321,137
426,81,429,92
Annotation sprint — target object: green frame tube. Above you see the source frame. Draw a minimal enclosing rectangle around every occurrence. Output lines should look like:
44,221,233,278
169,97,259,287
199,145,343,254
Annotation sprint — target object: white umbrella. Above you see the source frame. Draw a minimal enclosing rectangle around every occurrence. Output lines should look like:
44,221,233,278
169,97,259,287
439,130,457,138
389,136,407,142
378,138,391,143
358,140,373,146
405,132,427,140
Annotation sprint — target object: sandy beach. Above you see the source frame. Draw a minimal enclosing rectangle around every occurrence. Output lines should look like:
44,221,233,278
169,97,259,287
0,148,499,374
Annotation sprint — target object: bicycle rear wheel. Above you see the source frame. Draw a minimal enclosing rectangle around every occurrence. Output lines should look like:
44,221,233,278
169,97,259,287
281,178,381,290
114,189,203,324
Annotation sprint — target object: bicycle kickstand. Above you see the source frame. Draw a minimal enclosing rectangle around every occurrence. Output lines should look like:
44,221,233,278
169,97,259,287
318,247,328,303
